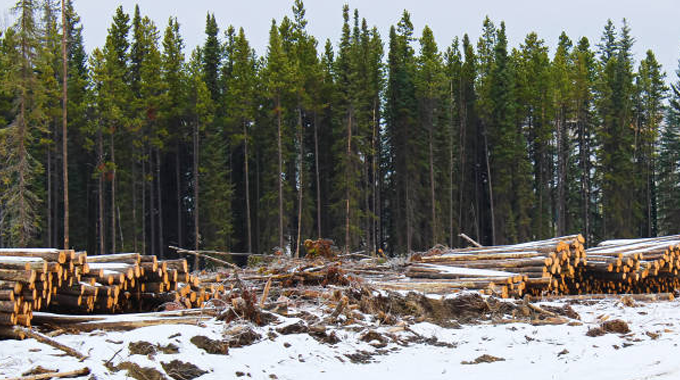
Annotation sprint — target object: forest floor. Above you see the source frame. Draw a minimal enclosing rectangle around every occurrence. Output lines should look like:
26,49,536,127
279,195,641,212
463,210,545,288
1,292,679,380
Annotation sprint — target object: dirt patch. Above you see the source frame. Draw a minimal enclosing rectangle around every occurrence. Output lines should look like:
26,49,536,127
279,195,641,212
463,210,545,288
276,320,309,335
344,350,374,364
107,361,168,380
602,319,630,334
587,319,630,337
308,325,340,345
190,335,229,355
586,327,605,337
161,360,208,380
461,354,505,365
360,330,388,344
225,325,262,348
540,304,580,320
129,341,180,357
129,341,157,356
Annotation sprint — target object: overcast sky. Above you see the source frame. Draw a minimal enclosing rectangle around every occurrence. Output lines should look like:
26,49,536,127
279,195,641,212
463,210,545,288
1,0,679,81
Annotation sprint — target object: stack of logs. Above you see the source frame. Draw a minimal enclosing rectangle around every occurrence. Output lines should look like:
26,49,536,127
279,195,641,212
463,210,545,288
0,249,224,328
577,236,680,294
406,235,586,298
407,234,680,298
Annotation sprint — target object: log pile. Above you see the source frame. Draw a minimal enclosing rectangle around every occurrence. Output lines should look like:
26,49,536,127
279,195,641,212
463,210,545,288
407,235,587,297
407,235,680,298
0,249,225,327
575,236,680,294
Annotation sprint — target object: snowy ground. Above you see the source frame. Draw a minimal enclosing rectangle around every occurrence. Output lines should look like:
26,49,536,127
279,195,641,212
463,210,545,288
1,297,680,380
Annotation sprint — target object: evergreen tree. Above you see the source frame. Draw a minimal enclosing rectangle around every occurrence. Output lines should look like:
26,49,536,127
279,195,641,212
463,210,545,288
0,0,45,246
488,22,533,244
160,17,186,250
416,26,445,246
634,50,666,237
263,20,294,253
186,48,214,257
62,0,91,253
385,10,417,252
657,68,680,235
224,27,257,254
595,19,637,239
571,37,597,244
515,32,553,239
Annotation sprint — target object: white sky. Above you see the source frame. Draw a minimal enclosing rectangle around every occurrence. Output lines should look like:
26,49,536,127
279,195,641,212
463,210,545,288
1,0,679,82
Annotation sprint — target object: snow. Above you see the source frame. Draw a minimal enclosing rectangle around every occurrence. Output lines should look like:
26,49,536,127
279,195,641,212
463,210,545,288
0,248,59,253
0,256,45,263
413,264,519,277
2,298,680,379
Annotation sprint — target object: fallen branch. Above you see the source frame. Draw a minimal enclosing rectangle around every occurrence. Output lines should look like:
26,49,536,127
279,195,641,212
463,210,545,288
459,233,482,248
169,246,239,270
5,367,90,380
14,326,87,360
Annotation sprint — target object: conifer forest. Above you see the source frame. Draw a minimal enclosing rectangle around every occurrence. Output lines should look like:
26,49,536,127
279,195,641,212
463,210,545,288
1,0,680,259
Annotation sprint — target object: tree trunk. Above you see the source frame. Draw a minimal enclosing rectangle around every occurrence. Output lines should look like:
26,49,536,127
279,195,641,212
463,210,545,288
149,146,156,257
295,108,303,258
345,107,352,254
193,119,200,266
428,103,436,247
156,148,163,258
243,120,252,254
372,104,379,253
141,153,146,255
132,151,138,252
176,141,182,248
483,123,495,246
110,133,116,254
556,112,566,236
313,112,321,239
276,96,284,252
61,0,69,250
457,78,467,248
47,146,52,248
97,126,105,255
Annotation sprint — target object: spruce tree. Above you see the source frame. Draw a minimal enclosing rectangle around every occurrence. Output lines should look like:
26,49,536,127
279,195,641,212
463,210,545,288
416,26,445,246
657,74,680,235
0,0,45,246
634,50,666,237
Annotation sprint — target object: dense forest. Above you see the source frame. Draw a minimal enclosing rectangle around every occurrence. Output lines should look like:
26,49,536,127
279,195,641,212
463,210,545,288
1,0,680,258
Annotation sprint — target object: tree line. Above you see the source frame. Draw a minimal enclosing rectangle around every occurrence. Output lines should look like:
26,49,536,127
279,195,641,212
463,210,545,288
1,0,680,258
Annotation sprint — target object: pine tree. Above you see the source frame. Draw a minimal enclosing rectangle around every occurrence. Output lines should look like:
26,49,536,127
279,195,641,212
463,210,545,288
160,17,186,250
596,19,637,239
515,32,553,239
488,22,533,244
0,0,45,246
202,13,220,102
657,72,680,235
634,50,666,237
571,37,597,244
416,25,445,246
263,20,294,253
224,27,257,254
37,0,62,247
62,0,90,253
385,10,417,252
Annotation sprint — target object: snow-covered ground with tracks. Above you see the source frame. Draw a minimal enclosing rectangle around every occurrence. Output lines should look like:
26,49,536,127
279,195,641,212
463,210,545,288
1,297,679,380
